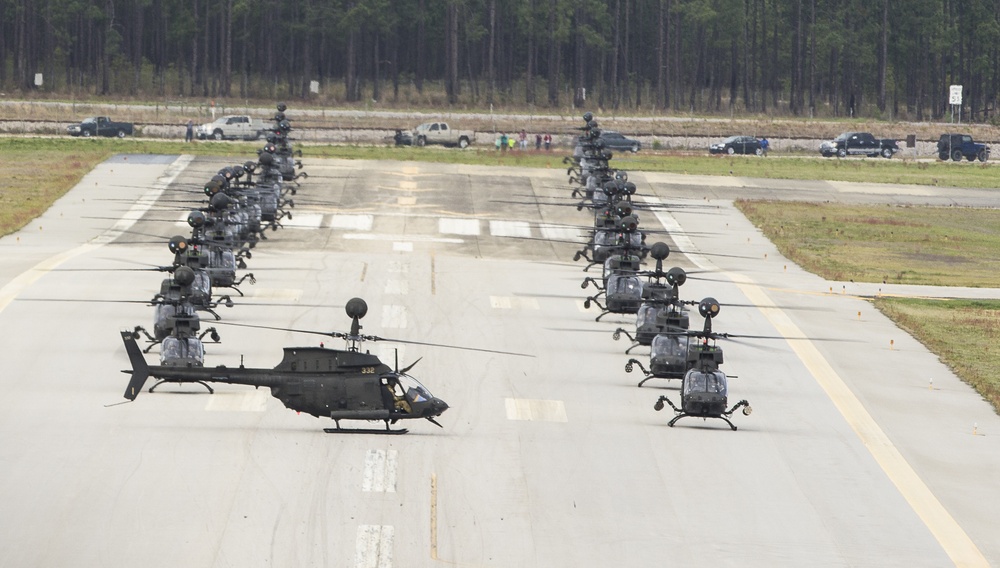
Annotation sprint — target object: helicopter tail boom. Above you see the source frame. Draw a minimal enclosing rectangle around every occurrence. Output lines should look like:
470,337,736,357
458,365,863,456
121,331,151,400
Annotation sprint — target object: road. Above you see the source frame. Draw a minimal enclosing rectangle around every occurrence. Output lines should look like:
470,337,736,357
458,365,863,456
0,156,997,567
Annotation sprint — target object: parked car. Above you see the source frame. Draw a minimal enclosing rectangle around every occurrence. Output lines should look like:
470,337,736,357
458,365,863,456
937,134,989,162
393,129,413,146
411,122,473,148
709,135,762,155
196,115,265,140
598,131,641,153
819,132,898,158
67,116,134,138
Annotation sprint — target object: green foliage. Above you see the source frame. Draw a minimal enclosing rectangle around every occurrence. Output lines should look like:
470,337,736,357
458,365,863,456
3,0,1000,119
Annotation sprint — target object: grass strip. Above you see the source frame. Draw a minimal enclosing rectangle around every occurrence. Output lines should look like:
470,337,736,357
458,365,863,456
874,298,1000,413
735,199,1000,288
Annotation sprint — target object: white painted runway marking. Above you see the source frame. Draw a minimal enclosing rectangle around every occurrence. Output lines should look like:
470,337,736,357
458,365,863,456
393,242,413,252
505,398,568,422
355,525,394,568
343,233,463,244
387,261,409,274
245,288,302,301
490,296,540,310
399,180,417,190
282,212,324,229
539,223,583,241
362,449,398,493
384,279,408,295
204,391,269,412
381,305,407,329
438,218,481,235
489,220,531,238
330,214,374,231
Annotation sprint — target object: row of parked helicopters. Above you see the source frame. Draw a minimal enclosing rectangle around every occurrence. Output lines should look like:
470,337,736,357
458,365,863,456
116,103,451,434
113,108,768,433
561,113,753,430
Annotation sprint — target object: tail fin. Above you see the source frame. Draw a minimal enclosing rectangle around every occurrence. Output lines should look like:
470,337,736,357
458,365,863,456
120,331,150,400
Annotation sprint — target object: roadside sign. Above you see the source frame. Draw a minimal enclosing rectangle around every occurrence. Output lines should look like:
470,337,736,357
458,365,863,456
950,85,963,105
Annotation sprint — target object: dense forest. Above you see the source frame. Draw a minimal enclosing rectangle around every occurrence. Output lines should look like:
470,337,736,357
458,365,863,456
1,0,999,121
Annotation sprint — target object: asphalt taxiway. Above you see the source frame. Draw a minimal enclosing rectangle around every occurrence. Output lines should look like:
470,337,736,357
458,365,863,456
0,156,997,567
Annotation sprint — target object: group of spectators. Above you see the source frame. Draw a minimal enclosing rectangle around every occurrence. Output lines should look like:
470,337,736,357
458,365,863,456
497,129,552,152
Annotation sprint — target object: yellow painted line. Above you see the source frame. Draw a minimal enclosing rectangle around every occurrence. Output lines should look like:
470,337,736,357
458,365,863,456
733,274,988,567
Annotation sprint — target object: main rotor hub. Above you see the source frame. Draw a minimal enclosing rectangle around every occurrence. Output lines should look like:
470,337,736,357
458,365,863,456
699,297,721,319
649,242,670,261
345,298,368,320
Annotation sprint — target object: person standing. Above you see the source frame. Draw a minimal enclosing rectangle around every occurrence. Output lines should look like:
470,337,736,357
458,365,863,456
185,119,194,143
543,133,552,151
759,137,769,157
519,129,527,150
535,133,542,150
500,132,508,152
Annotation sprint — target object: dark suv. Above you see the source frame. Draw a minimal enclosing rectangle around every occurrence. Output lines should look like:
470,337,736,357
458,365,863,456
937,134,989,162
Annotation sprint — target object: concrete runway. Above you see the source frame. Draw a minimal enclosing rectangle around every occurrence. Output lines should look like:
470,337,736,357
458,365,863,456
0,156,997,567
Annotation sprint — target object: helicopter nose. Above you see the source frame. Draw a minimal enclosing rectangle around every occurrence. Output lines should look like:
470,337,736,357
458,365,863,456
430,398,449,416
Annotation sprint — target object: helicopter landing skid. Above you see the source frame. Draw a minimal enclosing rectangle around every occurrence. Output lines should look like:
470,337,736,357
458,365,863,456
323,419,410,435
323,427,409,435
148,379,215,394
667,413,738,431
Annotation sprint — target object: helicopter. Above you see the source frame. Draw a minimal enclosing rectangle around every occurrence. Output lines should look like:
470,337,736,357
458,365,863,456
119,298,453,434
651,297,752,430
614,243,691,354
131,264,226,352
581,217,650,321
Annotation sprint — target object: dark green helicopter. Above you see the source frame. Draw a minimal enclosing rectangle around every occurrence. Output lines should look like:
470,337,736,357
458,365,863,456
652,297,752,431
119,298,522,434
614,242,691,355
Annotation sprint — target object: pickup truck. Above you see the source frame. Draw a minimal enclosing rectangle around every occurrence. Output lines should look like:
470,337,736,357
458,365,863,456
819,132,898,158
67,116,134,138
937,134,989,162
412,122,473,148
197,115,265,141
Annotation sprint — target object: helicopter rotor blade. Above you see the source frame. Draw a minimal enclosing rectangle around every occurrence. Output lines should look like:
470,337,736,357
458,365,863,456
211,320,533,357
399,357,422,374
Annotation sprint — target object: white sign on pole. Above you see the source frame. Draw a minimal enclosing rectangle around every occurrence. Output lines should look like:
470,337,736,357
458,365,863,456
949,85,963,105
34,73,43,87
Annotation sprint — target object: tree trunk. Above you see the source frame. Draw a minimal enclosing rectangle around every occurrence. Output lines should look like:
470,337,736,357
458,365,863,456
876,0,887,112
415,0,425,92
547,0,559,106
223,0,232,97
445,2,459,103
102,0,114,95
487,0,496,104
573,6,586,108
345,29,357,101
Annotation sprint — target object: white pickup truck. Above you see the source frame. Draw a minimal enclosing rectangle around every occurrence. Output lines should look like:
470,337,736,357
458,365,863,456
197,115,265,141
412,122,473,148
